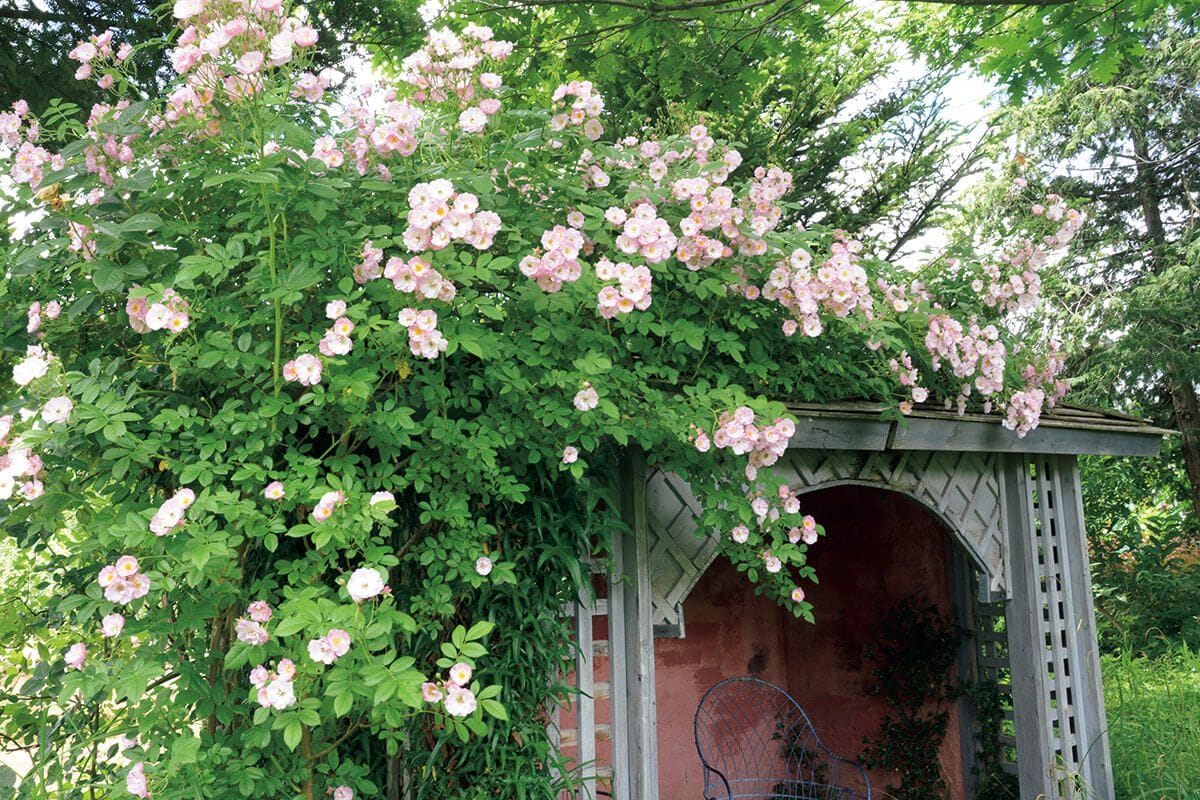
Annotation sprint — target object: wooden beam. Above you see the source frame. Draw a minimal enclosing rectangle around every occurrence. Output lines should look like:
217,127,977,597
616,447,659,799
889,418,1164,457
1000,454,1058,799
789,415,891,451
1055,457,1116,799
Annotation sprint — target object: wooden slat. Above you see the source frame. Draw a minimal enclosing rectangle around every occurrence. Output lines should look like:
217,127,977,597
574,584,596,792
790,414,891,451
608,512,630,800
1057,457,1116,799
1002,455,1058,799
891,418,1163,457
618,447,659,799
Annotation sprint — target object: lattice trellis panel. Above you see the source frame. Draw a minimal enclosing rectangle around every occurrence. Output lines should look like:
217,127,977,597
975,599,1019,775
1005,455,1113,800
644,449,1009,631
644,468,715,631
774,449,1007,594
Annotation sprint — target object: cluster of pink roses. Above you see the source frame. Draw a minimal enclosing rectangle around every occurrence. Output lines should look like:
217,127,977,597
167,0,318,113
613,203,677,265
235,600,273,646
0,99,31,148
403,181,500,253
744,165,792,237
312,489,344,522
519,225,586,292
421,662,478,717
978,194,1083,313
68,27,132,87
1004,388,1046,437
549,80,604,141
353,240,384,284
126,288,191,334
318,301,355,357
307,628,351,665
695,406,797,481
0,442,43,502
149,488,196,536
925,316,1007,405
759,237,873,338
81,100,138,187
595,258,652,318
250,659,297,710
384,256,457,302
11,346,53,387
888,351,929,414
283,352,322,386
400,24,512,114
310,135,344,169
97,555,151,605
338,91,424,177
726,484,816,604
291,69,334,103
397,308,448,359
3,102,62,191
26,300,61,335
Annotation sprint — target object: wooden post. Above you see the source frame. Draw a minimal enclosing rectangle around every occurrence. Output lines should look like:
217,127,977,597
1054,456,1115,799
1001,454,1058,799
613,447,658,799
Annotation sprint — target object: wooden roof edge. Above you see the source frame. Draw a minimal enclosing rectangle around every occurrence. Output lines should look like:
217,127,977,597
784,401,1173,438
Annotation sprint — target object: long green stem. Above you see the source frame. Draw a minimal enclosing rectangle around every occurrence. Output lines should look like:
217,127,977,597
252,101,283,397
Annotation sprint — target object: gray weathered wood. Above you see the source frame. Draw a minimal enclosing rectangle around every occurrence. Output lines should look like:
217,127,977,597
574,583,596,795
1001,454,1058,799
608,532,630,800
616,447,658,799
949,544,983,800
789,414,891,451
889,418,1163,457
1033,460,1079,777
1056,457,1115,799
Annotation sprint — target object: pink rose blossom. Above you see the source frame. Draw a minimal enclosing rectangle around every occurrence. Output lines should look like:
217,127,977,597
444,685,477,717
449,662,473,686
474,556,493,576
126,762,150,798
236,618,269,646
101,613,125,637
561,446,578,464
573,382,599,411
247,601,272,623
41,396,73,424
263,481,285,500
65,642,86,670
346,567,385,602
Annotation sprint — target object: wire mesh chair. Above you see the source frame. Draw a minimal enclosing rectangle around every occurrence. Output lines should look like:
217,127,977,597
694,677,871,800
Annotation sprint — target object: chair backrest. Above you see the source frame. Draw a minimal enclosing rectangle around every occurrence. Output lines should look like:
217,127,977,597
693,677,837,799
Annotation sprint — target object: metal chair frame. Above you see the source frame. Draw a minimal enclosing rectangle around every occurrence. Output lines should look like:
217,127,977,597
694,677,871,800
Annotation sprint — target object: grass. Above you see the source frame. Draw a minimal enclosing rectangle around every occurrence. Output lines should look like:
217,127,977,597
1102,643,1200,799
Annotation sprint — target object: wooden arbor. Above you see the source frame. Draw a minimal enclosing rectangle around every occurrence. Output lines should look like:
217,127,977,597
555,403,1168,800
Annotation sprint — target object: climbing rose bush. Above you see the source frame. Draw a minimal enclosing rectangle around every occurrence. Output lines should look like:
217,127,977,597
0,3,1078,797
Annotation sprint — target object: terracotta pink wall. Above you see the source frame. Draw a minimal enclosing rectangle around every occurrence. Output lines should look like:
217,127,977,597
653,486,967,800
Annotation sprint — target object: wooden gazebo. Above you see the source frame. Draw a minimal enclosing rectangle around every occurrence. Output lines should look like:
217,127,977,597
553,403,1169,800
